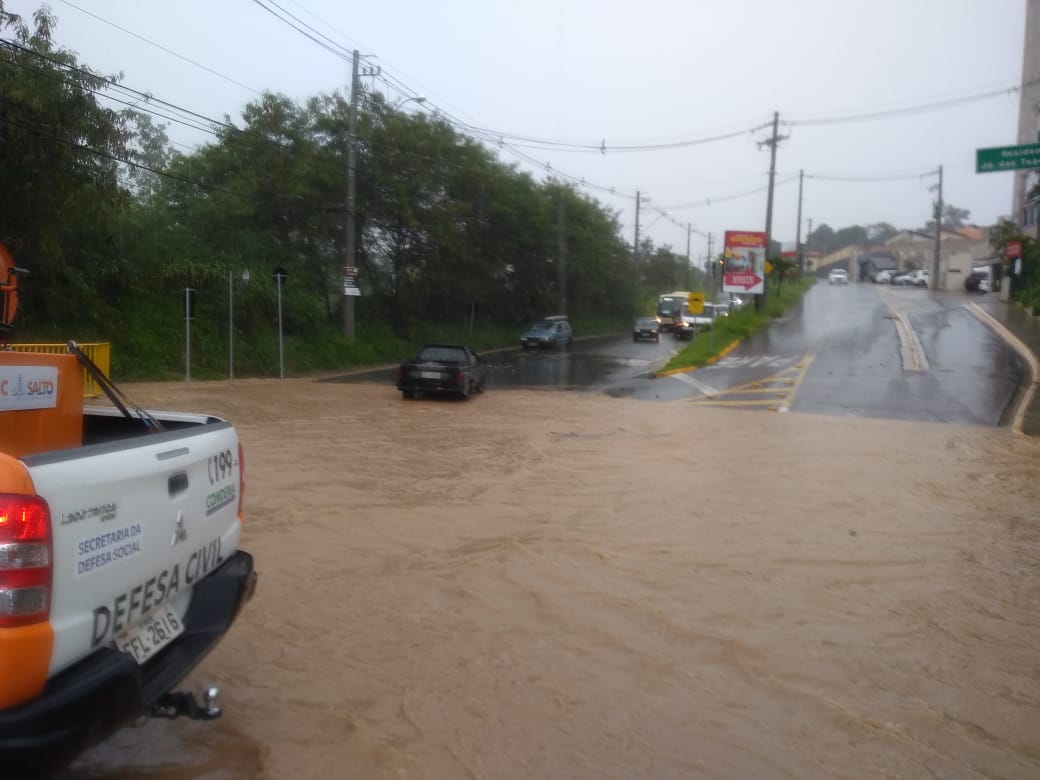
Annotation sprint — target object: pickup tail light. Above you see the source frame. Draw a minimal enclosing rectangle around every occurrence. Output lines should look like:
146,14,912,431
0,494,53,627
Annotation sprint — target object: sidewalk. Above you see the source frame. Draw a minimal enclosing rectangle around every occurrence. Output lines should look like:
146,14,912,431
971,297,1040,436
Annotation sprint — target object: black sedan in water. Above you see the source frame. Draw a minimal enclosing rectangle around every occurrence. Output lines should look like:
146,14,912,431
397,343,487,399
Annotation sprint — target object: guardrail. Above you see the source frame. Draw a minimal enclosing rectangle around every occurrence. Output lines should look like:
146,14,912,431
6,342,111,397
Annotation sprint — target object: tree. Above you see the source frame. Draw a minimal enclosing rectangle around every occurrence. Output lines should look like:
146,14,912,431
807,223,835,255
866,222,898,243
0,7,136,335
770,255,797,294
925,203,971,232
832,225,868,251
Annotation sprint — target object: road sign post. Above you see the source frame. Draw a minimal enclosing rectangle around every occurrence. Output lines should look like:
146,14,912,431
273,267,287,380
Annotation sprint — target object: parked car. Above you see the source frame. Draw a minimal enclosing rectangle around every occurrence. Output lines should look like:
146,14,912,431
633,316,661,342
873,269,895,284
891,271,915,286
828,268,849,285
964,268,991,293
909,269,930,287
397,343,486,399
520,315,573,350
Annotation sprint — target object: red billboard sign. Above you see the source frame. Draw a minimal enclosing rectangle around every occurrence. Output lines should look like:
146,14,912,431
723,230,766,294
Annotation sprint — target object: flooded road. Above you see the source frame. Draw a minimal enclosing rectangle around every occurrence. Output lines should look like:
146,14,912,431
59,379,1040,779
334,284,1024,425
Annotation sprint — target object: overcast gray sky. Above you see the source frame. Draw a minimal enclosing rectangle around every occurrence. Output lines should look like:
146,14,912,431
4,0,1031,262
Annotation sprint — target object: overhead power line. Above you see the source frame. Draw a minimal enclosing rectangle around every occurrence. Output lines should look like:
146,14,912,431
804,169,939,183
249,0,353,62
0,39,232,138
787,78,1040,127
54,0,262,95
0,114,244,197
658,175,799,213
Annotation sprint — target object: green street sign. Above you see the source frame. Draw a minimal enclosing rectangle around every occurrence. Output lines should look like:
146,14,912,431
976,143,1040,173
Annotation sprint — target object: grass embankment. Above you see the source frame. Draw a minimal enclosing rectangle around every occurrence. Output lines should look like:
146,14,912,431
659,277,816,374
107,312,634,381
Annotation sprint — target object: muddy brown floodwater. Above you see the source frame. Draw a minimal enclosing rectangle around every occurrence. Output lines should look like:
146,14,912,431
59,378,1040,780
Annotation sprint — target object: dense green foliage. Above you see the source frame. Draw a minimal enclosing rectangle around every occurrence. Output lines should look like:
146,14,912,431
989,218,1040,315
0,10,694,379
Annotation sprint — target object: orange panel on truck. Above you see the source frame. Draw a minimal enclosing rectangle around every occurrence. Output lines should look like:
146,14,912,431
0,352,83,457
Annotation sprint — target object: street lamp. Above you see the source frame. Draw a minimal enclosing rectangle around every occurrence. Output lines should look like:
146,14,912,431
394,95,427,111
229,268,250,382
273,267,287,380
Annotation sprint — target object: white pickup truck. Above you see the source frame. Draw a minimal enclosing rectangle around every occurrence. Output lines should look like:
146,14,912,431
0,257,256,775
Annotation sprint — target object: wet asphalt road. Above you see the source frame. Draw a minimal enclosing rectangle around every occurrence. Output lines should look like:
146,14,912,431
329,281,1024,426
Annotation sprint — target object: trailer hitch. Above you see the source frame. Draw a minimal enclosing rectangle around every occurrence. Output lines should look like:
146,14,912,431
150,686,223,720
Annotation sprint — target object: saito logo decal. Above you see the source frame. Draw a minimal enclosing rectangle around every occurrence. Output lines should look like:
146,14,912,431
0,366,59,411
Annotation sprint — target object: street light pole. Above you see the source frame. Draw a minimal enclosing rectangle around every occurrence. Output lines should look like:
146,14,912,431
686,224,692,290
273,268,287,380
228,271,233,382
795,169,804,279
229,269,250,382
931,165,943,291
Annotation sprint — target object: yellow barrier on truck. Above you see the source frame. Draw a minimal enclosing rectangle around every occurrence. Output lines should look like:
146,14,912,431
6,343,111,398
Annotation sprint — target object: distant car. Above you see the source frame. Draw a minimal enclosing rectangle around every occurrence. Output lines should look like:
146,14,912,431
891,271,915,286
674,303,721,340
908,269,930,287
828,269,849,285
397,343,486,399
965,268,991,292
873,269,895,284
633,316,661,342
520,315,573,350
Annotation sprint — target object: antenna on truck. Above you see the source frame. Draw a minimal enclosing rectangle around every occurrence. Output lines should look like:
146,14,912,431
66,341,164,433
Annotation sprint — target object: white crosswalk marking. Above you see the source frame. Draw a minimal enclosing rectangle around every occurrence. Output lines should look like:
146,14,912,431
670,372,720,396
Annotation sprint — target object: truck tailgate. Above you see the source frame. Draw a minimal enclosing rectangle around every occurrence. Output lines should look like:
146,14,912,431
20,420,243,677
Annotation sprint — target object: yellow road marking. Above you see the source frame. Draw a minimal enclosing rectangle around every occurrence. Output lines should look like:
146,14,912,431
686,353,816,412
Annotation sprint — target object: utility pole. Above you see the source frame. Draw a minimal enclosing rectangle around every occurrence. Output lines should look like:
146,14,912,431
557,195,567,315
806,218,812,274
931,164,943,291
795,169,804,279
685,224,692,290
342,49,360,339
707,232,714,299
758,110,787,311
633,190,641,261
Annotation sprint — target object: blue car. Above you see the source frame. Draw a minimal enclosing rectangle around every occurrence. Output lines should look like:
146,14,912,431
520,316,573,350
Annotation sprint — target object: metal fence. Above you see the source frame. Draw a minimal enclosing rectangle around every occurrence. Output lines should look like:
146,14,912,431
6,343,111,397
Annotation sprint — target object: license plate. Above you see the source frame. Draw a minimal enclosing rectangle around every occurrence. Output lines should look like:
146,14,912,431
419,371,440,379
113,604,184,664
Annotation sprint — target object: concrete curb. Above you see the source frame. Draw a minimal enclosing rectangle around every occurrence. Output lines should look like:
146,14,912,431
966,303,1039,435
